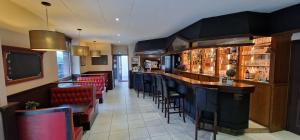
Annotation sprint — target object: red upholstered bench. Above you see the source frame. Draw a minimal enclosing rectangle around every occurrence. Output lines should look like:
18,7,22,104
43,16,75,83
16,107,83,140
77,76,106,103
51,86,97,130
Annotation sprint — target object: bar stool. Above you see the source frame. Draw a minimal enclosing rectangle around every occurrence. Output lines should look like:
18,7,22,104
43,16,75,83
155,75,164,112
134,73,144,98
143,73,152,98
167,78,177,92
194,86,219,140
176,83,188,113
151,74,157,102
161,76,186,124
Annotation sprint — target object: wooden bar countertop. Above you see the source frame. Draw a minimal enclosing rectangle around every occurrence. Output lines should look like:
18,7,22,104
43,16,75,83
135,71,255,94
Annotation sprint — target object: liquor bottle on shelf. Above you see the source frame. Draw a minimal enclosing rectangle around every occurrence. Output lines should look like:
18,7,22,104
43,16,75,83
245,69,250,79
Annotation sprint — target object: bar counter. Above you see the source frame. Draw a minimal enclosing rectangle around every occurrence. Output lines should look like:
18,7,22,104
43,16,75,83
141,71,255,93
133,71,255,134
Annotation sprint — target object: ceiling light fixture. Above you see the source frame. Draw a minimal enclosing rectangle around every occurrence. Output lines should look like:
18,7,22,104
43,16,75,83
29,1,67,51
71,29,89,56
115,18,120,21
117,33,121,37
90,41,101,57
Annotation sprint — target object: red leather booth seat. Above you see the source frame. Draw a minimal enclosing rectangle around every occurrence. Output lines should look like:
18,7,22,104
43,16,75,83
77,75,106,103
16,107,83,140
51,86,97,130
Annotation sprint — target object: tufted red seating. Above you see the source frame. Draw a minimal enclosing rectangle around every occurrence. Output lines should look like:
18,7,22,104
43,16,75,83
16,107,83,140
51,86,95,106
51,86,97,130
77,75,106,103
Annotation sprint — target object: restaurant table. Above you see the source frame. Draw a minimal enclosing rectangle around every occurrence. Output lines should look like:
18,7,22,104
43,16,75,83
59,104,89,127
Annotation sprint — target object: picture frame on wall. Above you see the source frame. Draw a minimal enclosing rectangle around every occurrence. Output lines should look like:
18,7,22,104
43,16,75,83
131,56,139,65
91,55,108,65
80,56,86,66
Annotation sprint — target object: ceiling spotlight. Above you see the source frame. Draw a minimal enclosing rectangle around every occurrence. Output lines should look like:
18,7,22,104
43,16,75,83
115,18,120,21
117,33,121,36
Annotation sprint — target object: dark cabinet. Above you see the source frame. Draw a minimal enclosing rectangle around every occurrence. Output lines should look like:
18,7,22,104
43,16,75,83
287,40,300,135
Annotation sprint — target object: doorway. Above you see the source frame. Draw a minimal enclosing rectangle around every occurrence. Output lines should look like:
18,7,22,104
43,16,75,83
287,40,300,135
113,55,129,82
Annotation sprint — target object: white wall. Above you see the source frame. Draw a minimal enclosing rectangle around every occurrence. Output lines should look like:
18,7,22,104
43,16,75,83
0,0,59,96
112,44,128,55
0,28,58,96
292,32,300,41
80,42,112,73
128,43,136,70
72,56,81,74
0,39,7,106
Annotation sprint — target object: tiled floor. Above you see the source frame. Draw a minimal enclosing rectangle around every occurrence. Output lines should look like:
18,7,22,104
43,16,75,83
83,82,300,140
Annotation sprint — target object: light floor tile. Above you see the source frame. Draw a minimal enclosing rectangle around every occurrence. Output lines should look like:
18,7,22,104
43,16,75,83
146,126,168,137
129,127,150,140
128,120,145,129
110,123,129,132
91,123,111,134
151,135,172,140
144,119,163,127
109,130,130,140
87,82,300,140
88,132,109,140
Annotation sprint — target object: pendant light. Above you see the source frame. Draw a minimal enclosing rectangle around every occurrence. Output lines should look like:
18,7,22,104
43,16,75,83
71,29,90,56
29,1,67,51
90,41,102,57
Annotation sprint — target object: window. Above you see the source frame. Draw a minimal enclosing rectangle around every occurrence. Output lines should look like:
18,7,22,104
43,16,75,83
56,51,71,79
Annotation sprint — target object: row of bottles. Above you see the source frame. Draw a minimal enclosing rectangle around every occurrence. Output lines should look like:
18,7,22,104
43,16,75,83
241,37,271,82
245,67,269,82
175,37,272,83
218,47,239,77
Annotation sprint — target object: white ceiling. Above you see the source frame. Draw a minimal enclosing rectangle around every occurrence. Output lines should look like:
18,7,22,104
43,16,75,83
7,0,300,44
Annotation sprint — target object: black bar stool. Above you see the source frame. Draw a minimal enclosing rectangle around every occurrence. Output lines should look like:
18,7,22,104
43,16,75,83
161,76,186,124
143,73,152,98
167,78,177,92
151,74,157,102
155,75,164,112
176,83,188,115
194,86,219,140
134,73,143,98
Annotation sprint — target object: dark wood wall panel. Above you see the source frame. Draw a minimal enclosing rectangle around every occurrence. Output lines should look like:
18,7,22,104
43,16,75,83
0,102,19,140
270,34,292,83
7,83,58,109
248,83,272,126
270,84,289,131
287,41,300,135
